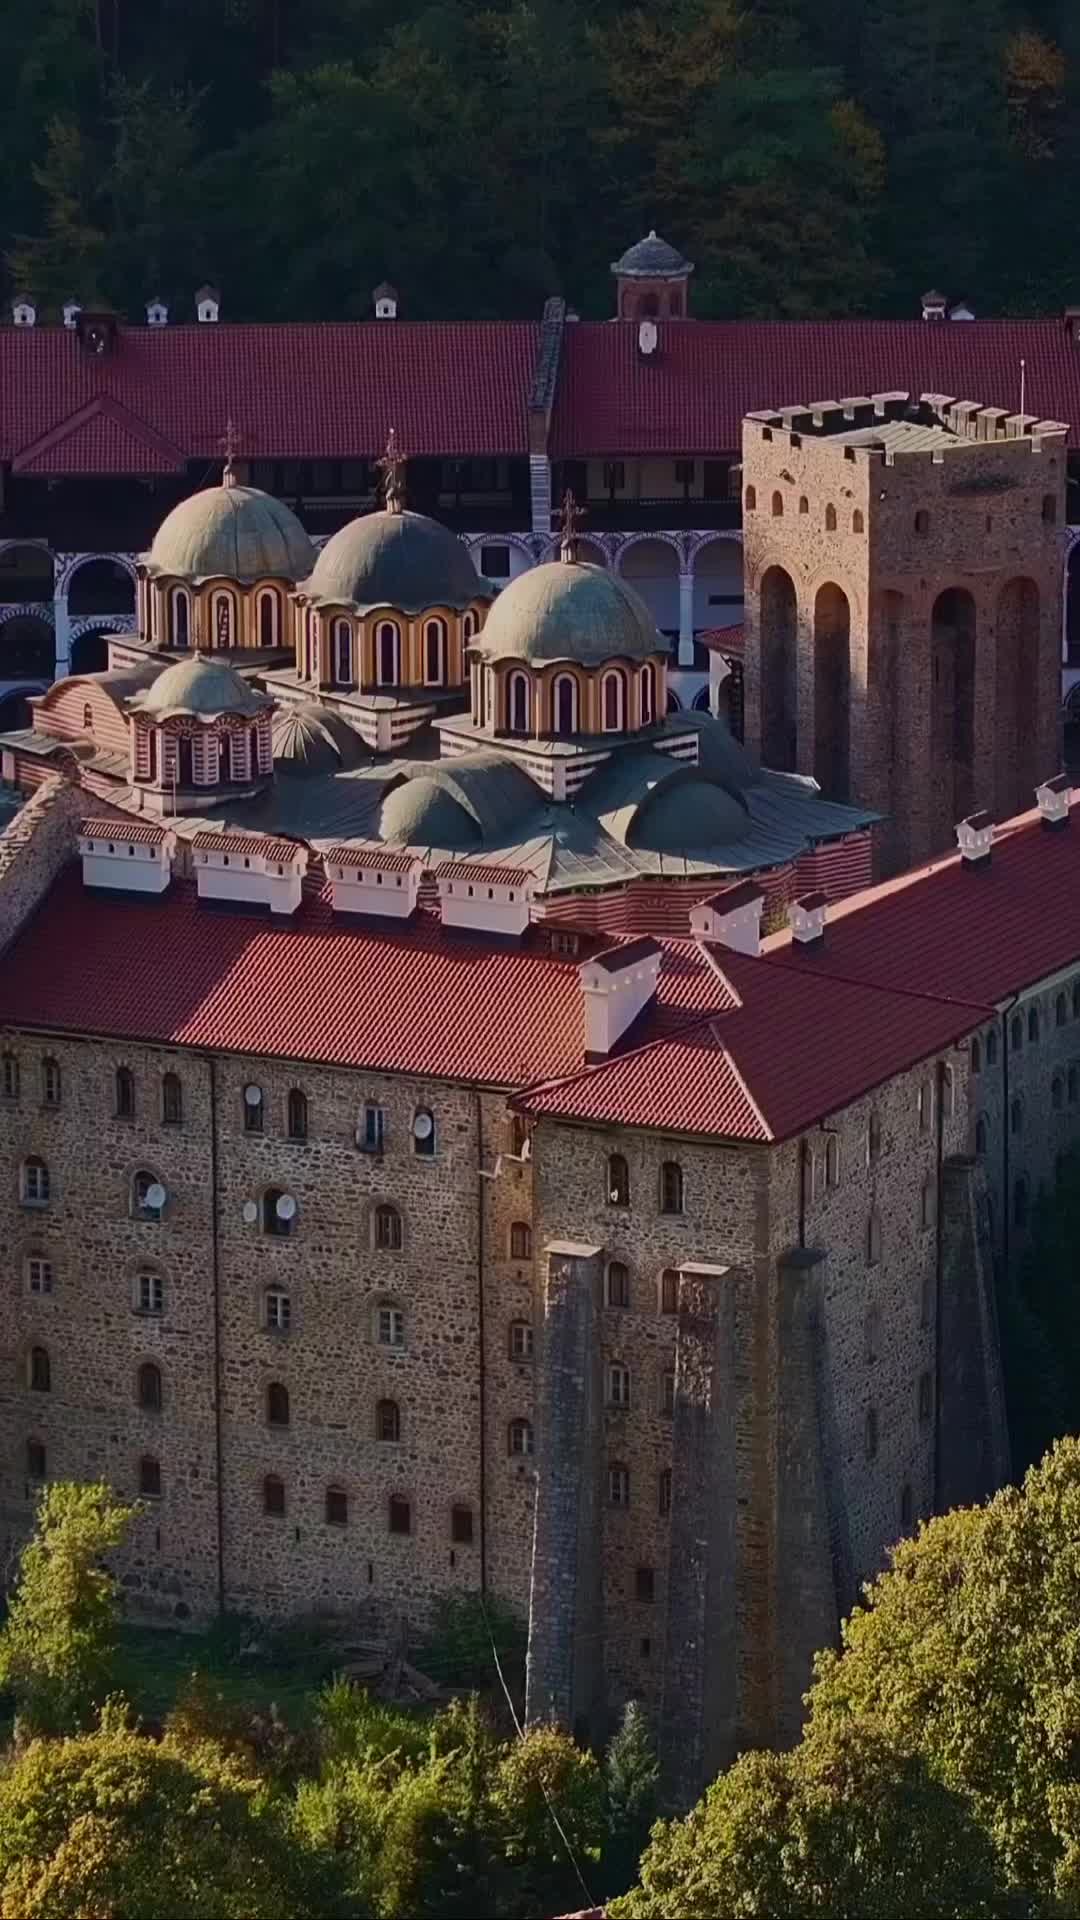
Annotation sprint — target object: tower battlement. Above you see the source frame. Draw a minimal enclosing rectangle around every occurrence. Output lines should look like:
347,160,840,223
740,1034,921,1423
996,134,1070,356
746,391,1068,464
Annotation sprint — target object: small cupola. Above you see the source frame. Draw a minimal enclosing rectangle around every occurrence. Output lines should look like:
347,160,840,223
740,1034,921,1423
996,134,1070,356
62,299,81,330
192,831,307,916
436,861,535,940
579,937,661,1058
956,810,993,867
921,288,948,320
12,296,36,329
789,891,826,946
79,817,175,896
1036,774,1071,831
195,284,220,323
690,880,764,955
373,281,398,319
611,230,693,320
146,296,168,327
325,844,421,920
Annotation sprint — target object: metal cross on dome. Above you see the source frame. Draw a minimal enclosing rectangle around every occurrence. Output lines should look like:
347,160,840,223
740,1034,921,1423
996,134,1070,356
377,428,407,515
559,488,586,564
219,417,242,487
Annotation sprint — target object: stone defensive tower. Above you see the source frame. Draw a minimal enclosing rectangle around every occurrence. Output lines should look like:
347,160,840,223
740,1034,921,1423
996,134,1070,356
741,392,1067,873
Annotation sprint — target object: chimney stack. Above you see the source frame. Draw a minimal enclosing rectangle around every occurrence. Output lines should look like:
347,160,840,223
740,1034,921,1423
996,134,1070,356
195,284,220,324
579,938,661,1059
690,880,764,955
1064,307,1080,346
62,299,81,330
956,811,994,867
789,892,826,948
12,296,36,329
146,297,168,328
373,282,398,320
1036,774,1071,832
921,288,948,321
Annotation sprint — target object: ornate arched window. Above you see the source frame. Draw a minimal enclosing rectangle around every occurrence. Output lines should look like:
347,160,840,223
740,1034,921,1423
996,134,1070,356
267,1381,290,1426
552,673,578,736
257,592,278,649
602,670,626,732
508,670,530,735
463,609,478,641
169,588,190,649
376,621,400,686
137,1361,162,1411
211,592,234,649
424,618,446,685
332,619,353,686
640,663,656,726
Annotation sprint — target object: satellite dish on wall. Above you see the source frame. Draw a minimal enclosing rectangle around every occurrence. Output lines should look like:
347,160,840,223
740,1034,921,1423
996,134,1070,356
244,1084,263,1107
412,1111,434,1140
638,318,658,357
276,1193,297,1221
144,1182,167,1212
242,1200,258,1224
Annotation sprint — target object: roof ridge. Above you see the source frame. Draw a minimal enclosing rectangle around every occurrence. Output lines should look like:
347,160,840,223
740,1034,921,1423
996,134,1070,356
743,946,997,1016
511,1003,729,1109
703,1017,773,1140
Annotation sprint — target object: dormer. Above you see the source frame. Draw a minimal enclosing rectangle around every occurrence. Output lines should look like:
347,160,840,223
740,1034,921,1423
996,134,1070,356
690,880,764,954
195,284,220,324
956,811,993,868
579,937,661,1058
191,831,307,916
1036,773,1071,831
79,818,175,896
373,281,398,319
146,297,168,327
12,297,35,329
62,299,81,330
325,844,421,919
436,862,534,940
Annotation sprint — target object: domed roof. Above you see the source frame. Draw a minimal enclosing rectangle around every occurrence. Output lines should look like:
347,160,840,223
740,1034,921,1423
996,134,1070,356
611,230,693,279
629,776,749,853
677,711,758,791
273,703,366,776
474,562,664,667
134,654,269,719
146,483,315,583
303,510,488,615
380,776,481,850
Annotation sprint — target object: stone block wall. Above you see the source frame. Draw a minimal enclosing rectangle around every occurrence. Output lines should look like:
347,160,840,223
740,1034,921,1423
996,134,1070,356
0,775,84,955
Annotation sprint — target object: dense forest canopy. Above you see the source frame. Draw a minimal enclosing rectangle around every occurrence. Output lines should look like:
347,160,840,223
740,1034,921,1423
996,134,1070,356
4,0,1080,323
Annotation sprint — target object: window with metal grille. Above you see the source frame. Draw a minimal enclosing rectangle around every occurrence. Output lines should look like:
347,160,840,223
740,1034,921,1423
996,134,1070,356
374,1204,403,1251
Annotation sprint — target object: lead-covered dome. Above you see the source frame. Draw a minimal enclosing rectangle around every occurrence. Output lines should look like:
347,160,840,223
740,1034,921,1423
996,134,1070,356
303,510,487,614
146,484,315,583
474,562,664,668
134,654,268,719
611,230,693,278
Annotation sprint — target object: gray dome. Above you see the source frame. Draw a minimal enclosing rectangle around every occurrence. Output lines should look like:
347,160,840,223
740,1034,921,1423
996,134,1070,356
146,484,315,583
629,777,748,853
303,510,488,615
611,230,693,279
475,562,663,667
677,711,759,791
273,703,365,776
380,776,481,849
135,654,268,719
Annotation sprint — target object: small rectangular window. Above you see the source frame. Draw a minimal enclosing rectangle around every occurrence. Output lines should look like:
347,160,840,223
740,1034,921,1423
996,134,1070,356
451,1504,474,1544
509,1321,534,1362
378,1306,406,1348
635,1565,655,1602
360,1104,386,1152
137,1271,164,1315
389,1495,411,1535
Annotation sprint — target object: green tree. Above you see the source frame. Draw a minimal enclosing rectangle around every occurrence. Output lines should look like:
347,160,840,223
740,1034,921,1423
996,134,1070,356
0,1481,131,1735
490,1722,607,1917
0,1698,341,1919
7,118,107,310
602,1700,659,1898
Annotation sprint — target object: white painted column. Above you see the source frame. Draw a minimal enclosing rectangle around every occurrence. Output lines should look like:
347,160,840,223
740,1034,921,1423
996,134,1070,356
678,570,694,667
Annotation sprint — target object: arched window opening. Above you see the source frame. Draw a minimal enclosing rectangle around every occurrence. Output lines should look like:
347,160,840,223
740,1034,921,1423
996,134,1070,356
412,1108,436,1158
259,592,278,649
759,565,797,771
115,1066,135,1118
640,663,656,726
1028,1006,1040,1043
463,609,478,641
424,619,446,685
212,593,234,649
332,619,352,686
602,671,626,732
1011,1096,1024,1136
170,589,190,649
263,1188,294,1237
263,1474,285,1516
374,1203,403,1254
139,1456,161,1498
507,670,530,735
509,1417,534,1457
132,1171,163,1221
853,509,864,533
552,673,578,736
161,1072,182,1126
659,1160,684,1215
376,1398,401,1443
825,503,837,532
814,582,851,800
608,1154,630,1206
243,1084,264,1133
30,1346,51,1393
660,1269,679,1314
921,1177,937,1229
606,1261,630,1309
376,622,400,686
325,1485,348,1526
286,1088,308,1141
266,1381,290,1426
771,491,783,517
510,1222,532,1260
137,1362,162,1411
744,486,756,511
1057,993,1068,1027
22,1157,49,1206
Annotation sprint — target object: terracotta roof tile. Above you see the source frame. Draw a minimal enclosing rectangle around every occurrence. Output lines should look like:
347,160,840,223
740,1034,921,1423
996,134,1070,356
191,831,304,863
326,844,420,872
435,861,535,888
80,817,169,845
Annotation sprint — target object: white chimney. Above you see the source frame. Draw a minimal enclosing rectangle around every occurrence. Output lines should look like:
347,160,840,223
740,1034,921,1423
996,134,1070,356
436,862,534,940
326,844,421,919
62,299,81,330
690,880,764,955
638,318,658,358
373,281,398,320
579,937,662,1059
146,297,168,327
12,297,36,329
1036,774,1071,831
956,811,994,867
949,300,975,321
79,817,175,895
789,891,826,946
192,831,307,915
921,288,948,320
195,284,220,324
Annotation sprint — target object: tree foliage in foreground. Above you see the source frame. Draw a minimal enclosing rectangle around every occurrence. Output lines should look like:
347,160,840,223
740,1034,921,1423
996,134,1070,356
0,1481,131,1736
616,1436,1080,1917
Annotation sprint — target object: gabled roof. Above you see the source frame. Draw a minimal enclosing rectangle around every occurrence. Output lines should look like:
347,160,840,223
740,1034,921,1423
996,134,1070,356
0,322,539,466
11,395,188,475
551,318,1080,456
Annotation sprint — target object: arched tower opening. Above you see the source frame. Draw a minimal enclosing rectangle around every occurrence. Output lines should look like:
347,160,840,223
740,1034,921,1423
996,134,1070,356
813,583,851,799
931,588,976,843
996,578,1040,818
759,565,797,771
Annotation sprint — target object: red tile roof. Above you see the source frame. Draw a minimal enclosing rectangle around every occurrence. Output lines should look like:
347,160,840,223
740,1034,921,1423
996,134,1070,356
700,624,743,657
552,318,1080,456
80,817,169,845
0,322,539,469
435,860,535,888
192,830,304,863
326,844,420,872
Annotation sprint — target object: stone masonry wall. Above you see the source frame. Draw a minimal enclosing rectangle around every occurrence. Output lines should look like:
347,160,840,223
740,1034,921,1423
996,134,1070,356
0,775,84,954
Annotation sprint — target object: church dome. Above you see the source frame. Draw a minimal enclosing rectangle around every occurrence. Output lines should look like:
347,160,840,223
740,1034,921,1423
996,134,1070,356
611,230,693,278
303,510,486,614
629,777,749,852
273,703,366,776
146,484,315,583
135,654,267,720
474,562,663,668
380,775,481,849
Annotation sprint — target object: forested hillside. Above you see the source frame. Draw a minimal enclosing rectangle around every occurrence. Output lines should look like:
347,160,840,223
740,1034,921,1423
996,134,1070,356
4,0,1080,323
